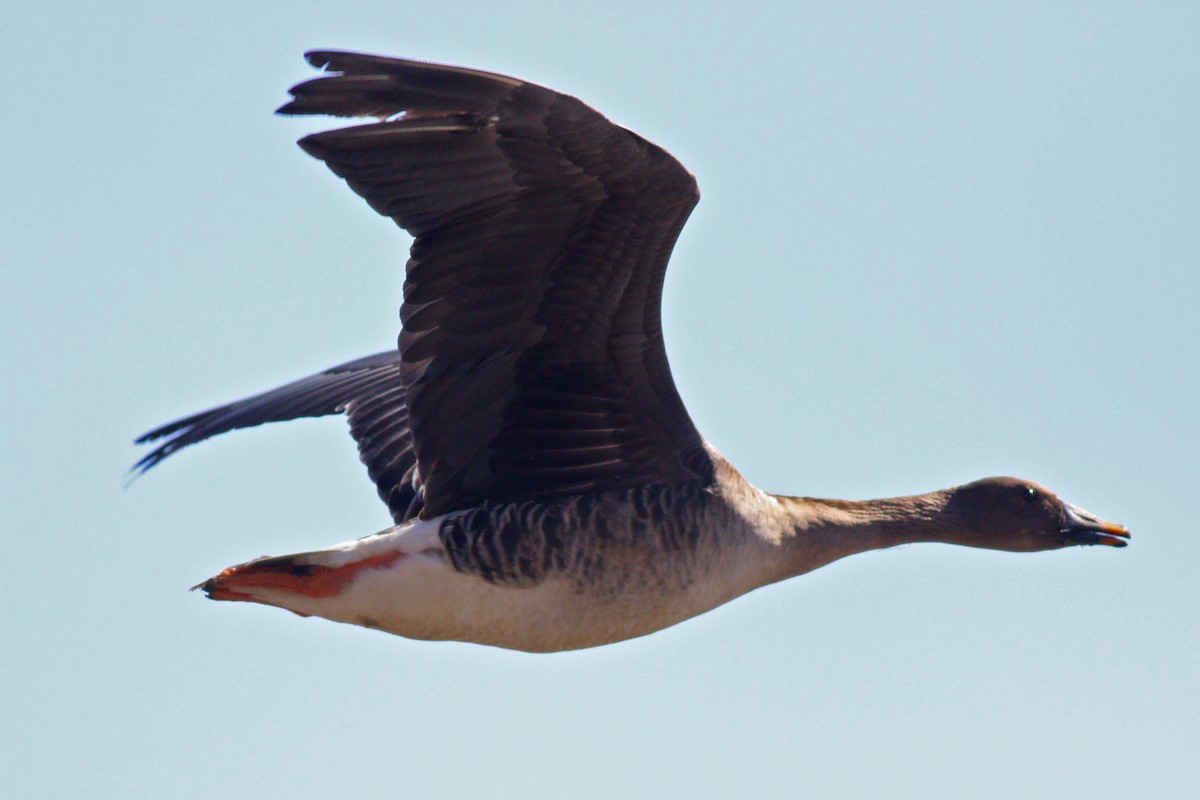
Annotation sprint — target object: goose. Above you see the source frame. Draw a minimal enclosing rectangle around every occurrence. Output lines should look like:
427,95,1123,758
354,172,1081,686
136,51,1129,653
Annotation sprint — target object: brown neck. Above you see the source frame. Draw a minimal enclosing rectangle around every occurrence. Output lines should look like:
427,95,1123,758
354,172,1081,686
772,490,959,575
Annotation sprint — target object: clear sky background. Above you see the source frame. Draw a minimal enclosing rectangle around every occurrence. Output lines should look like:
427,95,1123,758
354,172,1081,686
4,2,1197,798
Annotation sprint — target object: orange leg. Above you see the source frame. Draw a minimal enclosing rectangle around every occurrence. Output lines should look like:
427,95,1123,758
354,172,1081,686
196,550,405,612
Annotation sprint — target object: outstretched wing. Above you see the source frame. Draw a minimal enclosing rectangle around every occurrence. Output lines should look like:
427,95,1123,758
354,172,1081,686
135,351,425,523
281,52,712,518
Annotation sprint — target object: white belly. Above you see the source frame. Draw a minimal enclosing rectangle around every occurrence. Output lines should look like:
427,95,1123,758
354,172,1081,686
231,514,777,652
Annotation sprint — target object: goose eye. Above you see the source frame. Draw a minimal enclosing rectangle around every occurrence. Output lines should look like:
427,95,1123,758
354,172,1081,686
1023,487,1039,504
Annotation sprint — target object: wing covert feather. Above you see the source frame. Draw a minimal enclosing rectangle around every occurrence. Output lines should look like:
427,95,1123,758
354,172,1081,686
277,52,711,517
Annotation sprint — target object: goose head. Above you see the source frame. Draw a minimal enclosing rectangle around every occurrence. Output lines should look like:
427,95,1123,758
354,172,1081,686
945,477,1129,552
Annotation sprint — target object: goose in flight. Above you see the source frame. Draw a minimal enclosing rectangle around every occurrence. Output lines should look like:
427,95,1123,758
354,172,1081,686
136,51,1128,652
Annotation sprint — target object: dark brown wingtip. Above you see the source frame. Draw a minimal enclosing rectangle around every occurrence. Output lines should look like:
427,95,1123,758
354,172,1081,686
304,50,336,69
274,51,350,116
302,50,418,75
294,133,325,158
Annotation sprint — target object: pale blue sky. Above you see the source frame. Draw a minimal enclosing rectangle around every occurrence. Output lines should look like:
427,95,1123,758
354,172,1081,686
4,2,1197,798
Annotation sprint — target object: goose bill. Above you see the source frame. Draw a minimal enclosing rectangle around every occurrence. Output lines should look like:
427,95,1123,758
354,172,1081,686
1061,502,1130,547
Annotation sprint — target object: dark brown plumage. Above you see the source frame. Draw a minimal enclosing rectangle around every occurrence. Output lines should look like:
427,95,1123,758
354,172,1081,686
286,52,710,519
140,51,712,522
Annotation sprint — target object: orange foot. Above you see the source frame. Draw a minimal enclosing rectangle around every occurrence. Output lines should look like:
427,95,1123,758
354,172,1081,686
195,550,405,613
